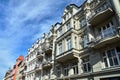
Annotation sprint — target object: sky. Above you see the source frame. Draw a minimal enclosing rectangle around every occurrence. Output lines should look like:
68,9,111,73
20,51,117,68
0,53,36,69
0,0,85,79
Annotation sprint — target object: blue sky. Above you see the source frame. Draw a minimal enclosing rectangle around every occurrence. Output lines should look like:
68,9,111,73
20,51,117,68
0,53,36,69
0,0,85,79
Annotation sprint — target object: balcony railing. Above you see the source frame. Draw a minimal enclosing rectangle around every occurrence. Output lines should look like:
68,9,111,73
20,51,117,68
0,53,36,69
35,64,42,71
88,4,114,25
96,27,116,41
42,60,52,69
41,42,52,52
88,27,119,48
88,4,110,20
37,52,43,58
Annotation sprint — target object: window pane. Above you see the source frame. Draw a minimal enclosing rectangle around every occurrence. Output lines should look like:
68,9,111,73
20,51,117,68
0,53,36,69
88,63,91,71
111,49,116,57
113,57,118,65
83,64,87,72
103,58,108,67
116,47,120,52
109,58,113,66
118,54,120,61
107,50,112,57
103,52,106,57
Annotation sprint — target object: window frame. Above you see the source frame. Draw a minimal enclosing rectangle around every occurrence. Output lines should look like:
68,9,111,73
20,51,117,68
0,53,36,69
103,47,120,68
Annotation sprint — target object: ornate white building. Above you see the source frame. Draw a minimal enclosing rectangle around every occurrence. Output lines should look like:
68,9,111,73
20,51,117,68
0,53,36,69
25,0,120,80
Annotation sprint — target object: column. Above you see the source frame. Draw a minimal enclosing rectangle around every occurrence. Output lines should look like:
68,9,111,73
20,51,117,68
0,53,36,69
110,0,120,25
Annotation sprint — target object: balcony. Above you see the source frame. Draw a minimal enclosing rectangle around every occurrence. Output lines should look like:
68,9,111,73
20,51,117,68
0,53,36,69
42,61,52,69
41,41,52,54
88,5,114,26
56,48,79,62
89,27,120,48
35,64,42,72
37,52,43,59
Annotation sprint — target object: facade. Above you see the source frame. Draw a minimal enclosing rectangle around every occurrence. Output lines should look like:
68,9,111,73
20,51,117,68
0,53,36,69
54,0,120,80
4,56,24,80
4,0,120,80
4,69,13,80
17,60,26,80
25,0,120,80
25,43,39,80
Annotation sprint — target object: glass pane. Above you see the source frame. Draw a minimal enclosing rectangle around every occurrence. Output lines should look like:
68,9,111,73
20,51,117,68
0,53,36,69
88,63,91,72
103,26,106,30
103,52,106,57
118,54,120,62
76,66,78,74
111,49,116,57
104,58,108,67
107,50,112,57
113,57,118,65
83,64,87,72
116,47,120,52
73,67,75,74
109,58,113,66
106,23,110,28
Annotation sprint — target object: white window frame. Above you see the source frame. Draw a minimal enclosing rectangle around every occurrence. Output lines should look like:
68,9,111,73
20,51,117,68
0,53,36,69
64,64,69,76
103,47,120,68
82,56,91,72
71,62,78,75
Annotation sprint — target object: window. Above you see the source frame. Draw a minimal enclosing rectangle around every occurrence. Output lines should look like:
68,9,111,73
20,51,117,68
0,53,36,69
98,21,115,38
81,34,88,48
103,47,120,68
66,22,71,31
80,18,86,27
75,37,77,48
84,35,88,48
59,43,62,55
74,21,76,29
82,56,91,72
71,62,78,74
58,28,62,37
56,66,61,77
67,38,72,50
64,64,69,76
